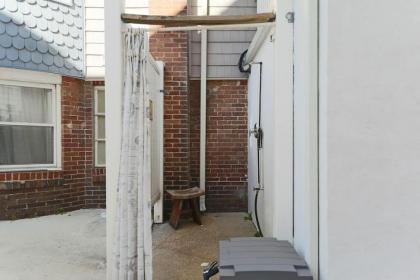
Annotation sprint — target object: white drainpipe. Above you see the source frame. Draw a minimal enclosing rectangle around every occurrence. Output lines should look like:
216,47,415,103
199,0,208,211
199,28,207,211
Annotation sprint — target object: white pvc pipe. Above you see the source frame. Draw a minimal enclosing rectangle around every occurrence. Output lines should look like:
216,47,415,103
244,25,274,65
122,22,275,32
199,28,207,211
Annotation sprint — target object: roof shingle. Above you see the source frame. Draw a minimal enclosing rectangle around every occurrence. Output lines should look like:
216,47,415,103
0,0,84,77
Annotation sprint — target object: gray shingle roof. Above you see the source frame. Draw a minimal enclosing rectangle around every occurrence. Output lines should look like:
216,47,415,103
0,0,84,77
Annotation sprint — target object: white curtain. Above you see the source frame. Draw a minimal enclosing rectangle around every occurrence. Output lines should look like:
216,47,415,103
112,28,153,280
0,85,54,165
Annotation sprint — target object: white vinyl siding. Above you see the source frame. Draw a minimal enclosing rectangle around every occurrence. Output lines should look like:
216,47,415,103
94,86,106,166
189,0,257,79
85,0,149,80
85,0,105,79
257,0,274,13
0,80,61,170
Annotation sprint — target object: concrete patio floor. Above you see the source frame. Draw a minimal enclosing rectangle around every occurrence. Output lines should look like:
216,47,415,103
0,209,107,280
0,210,255,280
153,212,256,280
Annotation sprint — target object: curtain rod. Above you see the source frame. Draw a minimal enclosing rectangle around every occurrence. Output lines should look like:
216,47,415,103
122,22,276,32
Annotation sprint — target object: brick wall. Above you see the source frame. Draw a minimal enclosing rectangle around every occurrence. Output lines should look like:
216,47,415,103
87,80,106,208
148,0,248,213
150,31,190,214
0,77,105,220
190,80,248,212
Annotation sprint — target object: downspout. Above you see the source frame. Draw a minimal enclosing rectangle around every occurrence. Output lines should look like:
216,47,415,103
199,0,208,211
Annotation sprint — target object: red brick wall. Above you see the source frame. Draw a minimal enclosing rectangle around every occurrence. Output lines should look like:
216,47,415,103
0,77,105,220
84,81,106,209
150,31,190,213
148,0,248,213
190,80,248,212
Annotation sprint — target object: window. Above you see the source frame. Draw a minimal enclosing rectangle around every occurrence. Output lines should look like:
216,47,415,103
0,79,61,170
95,86,106,166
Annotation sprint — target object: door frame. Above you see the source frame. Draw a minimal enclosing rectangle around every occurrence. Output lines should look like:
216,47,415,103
150,60,165,224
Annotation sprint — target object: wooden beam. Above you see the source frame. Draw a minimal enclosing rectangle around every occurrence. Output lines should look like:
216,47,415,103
121,13,276,27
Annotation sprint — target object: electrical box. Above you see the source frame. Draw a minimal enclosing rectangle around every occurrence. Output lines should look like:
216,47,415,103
218,238,313,280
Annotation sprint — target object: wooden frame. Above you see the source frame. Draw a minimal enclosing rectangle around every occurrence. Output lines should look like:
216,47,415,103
0,80,61,171
94,86,106,167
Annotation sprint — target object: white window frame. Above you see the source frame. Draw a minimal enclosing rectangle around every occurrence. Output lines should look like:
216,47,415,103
94,86,105,167
0,68,62,171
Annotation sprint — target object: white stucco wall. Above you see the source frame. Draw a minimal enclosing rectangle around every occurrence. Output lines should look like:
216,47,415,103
292,0,319,278
319,0,420,279
247,0,294,242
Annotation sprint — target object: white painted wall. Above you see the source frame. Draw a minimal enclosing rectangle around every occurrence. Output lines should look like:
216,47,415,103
292,0,319,279
248,0,319,277
248,38,276,236
319,0,420,279
247,0,294,241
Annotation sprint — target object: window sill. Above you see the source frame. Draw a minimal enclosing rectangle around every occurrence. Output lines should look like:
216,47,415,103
0,166,62,173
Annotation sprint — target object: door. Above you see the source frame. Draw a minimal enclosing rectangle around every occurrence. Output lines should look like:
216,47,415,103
148,58,165,224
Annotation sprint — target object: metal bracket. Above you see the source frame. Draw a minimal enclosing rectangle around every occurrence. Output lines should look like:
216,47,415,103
285,12,295,23
249,123,263,149
160,89,168,95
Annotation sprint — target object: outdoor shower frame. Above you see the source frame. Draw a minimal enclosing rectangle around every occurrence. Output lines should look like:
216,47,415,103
105,0,319,279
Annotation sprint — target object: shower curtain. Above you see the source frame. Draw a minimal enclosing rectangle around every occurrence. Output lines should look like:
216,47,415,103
112,28,153,280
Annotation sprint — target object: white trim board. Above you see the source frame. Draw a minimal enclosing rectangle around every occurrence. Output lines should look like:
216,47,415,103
0,68,62,85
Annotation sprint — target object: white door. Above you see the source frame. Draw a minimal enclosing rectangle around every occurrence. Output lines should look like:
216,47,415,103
148,59,165,224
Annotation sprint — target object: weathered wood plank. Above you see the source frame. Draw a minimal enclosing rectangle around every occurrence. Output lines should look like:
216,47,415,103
121,13,275,26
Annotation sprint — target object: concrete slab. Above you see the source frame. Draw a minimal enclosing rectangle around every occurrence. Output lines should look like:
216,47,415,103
0,209,106,280
153,212,256,280
0,210,254,280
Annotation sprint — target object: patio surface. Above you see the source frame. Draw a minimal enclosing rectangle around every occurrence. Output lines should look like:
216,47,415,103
0,210,255,280
153,212,256,280
0,209,106,280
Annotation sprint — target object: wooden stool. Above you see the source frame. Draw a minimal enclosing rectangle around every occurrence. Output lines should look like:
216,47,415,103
167,187,205,229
